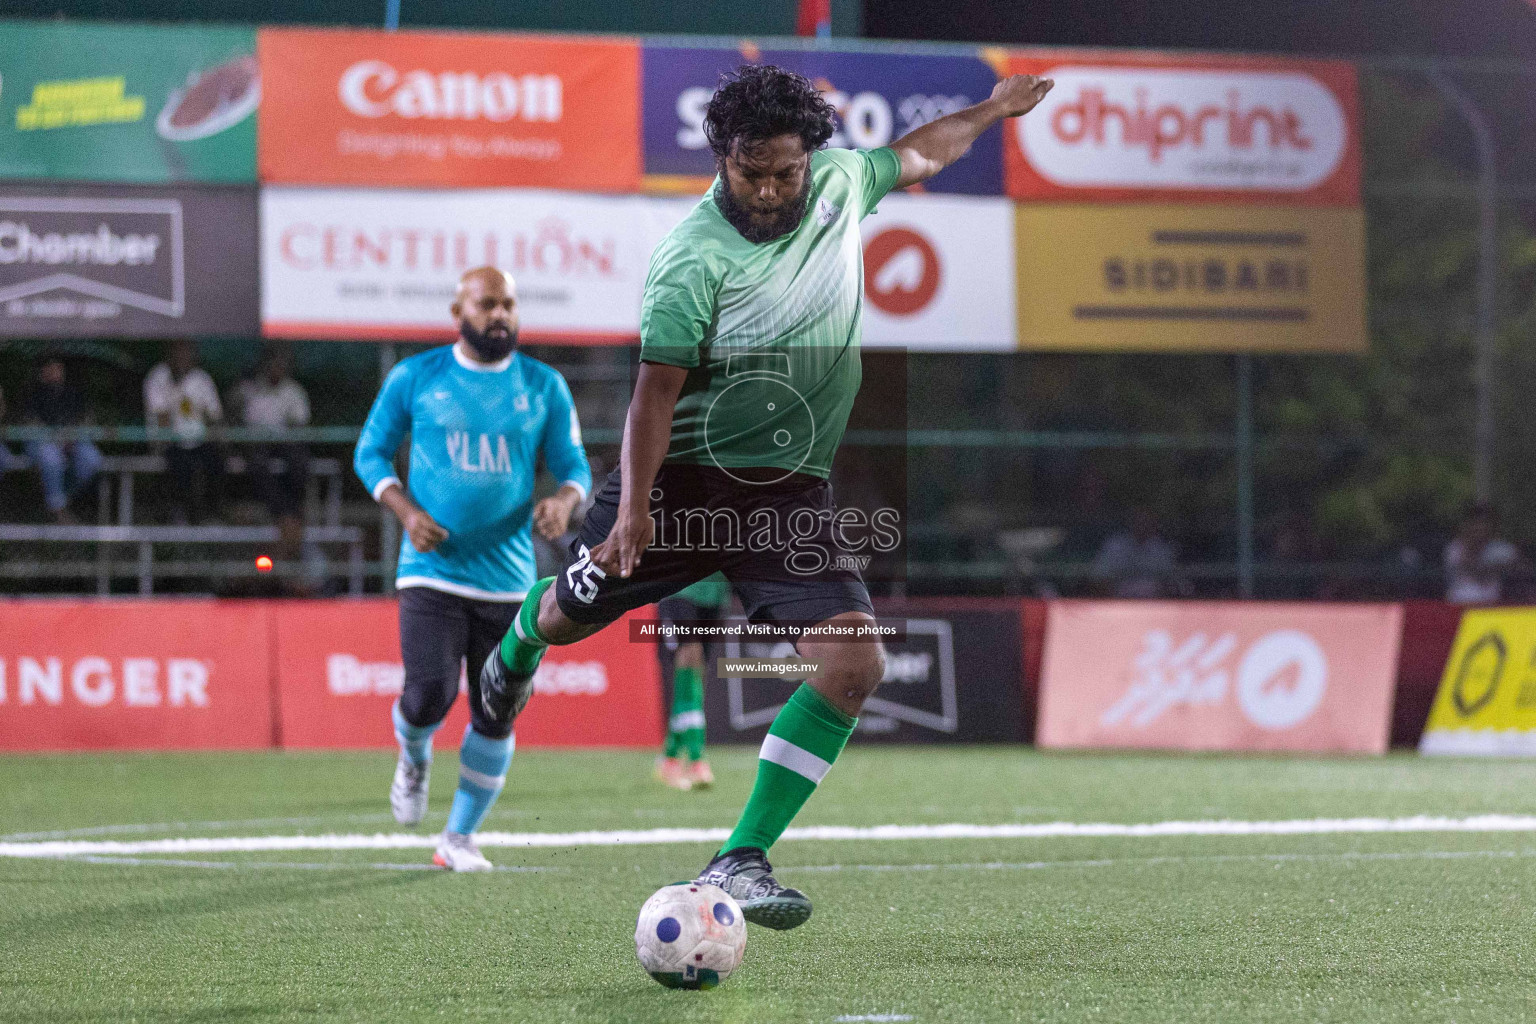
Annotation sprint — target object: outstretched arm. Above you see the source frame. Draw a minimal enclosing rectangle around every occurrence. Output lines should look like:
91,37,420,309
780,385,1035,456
588,361,688,578
890,74,1054,190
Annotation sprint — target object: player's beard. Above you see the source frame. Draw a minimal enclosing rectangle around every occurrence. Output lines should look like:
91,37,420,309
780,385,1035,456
460,319,517,362
714,174,813,244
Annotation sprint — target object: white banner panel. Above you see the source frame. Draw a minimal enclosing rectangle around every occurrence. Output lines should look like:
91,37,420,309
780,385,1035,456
260,187,694,341
858,193,1015,351
262,187,1014,349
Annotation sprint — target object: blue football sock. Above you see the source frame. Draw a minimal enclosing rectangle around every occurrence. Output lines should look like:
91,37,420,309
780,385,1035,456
447,725,515,835
392,700,440,767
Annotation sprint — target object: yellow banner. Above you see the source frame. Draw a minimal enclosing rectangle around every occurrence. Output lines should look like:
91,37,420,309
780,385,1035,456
1421,608,1536,756
1015,204,1366,352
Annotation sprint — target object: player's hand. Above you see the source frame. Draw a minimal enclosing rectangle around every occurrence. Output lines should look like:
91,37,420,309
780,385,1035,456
532,493,577,541
990,74,1053,118
590,505,654,579
404,509,449,553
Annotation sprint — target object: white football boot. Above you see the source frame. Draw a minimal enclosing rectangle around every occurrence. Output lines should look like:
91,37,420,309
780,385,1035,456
433,830,493,872
390,755,430,826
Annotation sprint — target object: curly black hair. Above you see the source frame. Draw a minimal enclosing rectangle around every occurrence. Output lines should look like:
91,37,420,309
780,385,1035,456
703,64,836,162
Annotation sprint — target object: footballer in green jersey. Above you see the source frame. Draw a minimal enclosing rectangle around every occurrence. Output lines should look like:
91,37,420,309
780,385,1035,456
485,63,1054,928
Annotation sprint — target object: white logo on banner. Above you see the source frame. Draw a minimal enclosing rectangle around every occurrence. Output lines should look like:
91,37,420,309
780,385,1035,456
0,657,209,708
1101,629,1328,730
1018,67,1348,191
338,61,562,122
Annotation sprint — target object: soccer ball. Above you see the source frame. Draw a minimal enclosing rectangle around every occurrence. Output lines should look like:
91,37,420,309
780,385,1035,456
634,882,747,990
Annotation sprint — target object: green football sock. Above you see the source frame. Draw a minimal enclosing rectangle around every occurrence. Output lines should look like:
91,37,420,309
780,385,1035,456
499,576,555,674
664,666,706,760
721,683,856,855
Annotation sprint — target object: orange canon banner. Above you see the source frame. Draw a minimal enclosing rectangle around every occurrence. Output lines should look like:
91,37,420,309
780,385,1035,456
257,28,641,191
271,600,662,748
0,600,275,751
1037,601,1401,753
998,50,1361,206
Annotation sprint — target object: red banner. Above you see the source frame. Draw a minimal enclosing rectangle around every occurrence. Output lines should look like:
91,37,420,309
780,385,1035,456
0,600,274,751
257,28,641,191
1037,601,1401,753
271,599,662,748
999,51,1361,206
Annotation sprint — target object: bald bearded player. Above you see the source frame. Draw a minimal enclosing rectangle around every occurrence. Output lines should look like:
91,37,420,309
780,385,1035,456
354,267,592,872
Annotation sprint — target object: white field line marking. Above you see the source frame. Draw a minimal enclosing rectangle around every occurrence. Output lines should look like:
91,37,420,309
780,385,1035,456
15,848,1536,874
6,815,1536,860
0,812,396,842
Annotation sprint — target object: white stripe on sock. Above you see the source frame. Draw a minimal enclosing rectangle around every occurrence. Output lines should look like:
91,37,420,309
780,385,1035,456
669,710,706,732
759,735,832,785
512,613,547,647
459,766,506,791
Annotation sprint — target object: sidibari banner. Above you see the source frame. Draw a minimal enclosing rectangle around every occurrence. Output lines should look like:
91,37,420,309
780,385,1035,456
0,183,259,339
0,600,274,751
0,20,258,184
270,601,663,748
1420,607,1536,756
259,186,694,342
1037,601,1402,753
1014,203,1366,352
642,43,1002,196
258,28,641,192
1000,51,1360,206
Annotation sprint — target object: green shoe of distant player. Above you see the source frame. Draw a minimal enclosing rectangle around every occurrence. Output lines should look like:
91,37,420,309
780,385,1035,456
696,847,812,930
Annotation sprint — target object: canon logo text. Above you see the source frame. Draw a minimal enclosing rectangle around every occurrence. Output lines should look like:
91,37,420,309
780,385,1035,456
0,657,209,708
338,60,562,123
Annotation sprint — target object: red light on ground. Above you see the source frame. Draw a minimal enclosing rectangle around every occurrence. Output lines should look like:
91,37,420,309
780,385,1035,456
255,555,274,572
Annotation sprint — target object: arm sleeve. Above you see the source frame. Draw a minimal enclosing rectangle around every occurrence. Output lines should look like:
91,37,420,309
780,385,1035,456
638,242,713,369
143,366,170,419
854,147,903,219
291,384,312,427
354,361,413,501
541,372,592,501
198,371,224,422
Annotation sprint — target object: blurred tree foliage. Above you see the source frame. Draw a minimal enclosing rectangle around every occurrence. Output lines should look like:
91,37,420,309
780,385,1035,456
906,68,1535,568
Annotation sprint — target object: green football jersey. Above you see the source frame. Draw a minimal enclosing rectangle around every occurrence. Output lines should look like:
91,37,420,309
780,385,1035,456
639,146,903,480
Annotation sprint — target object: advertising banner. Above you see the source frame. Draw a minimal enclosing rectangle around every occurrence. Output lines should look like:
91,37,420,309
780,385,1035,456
0,183,260,339
259,187,693,342
1000,51,1360,205
0,600,274,751
1420,607,1536,756
0,21,258,184
258,28,640,192
1014,203,1366,352
704,605,1026,744
1037,601,1402,753
272,600,663,748
642,43,1002,195
860,194,1015,350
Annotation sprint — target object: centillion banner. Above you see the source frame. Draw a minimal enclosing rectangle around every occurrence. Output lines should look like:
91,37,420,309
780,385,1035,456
1421,608,1536,756
1015,203,1366,352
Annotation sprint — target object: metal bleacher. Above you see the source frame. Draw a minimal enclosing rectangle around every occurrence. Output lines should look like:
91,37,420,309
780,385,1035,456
0,426,366,595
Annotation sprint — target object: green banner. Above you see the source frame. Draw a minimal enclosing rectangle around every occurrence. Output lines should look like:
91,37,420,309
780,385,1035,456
0,21,257,183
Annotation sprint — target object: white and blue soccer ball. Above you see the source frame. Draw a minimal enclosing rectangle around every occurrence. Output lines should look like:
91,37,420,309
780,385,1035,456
635,882,747,990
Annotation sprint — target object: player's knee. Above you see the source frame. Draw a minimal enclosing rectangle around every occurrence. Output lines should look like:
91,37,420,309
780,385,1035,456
676,643,705,670
823,642,885,703
399,681,455,729
538,589,605,646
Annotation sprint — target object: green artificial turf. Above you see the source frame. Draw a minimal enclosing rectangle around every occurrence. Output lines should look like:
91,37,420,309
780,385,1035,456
1,747,1534,1023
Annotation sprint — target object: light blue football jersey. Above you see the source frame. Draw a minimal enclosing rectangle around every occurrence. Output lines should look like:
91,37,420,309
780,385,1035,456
354,345,591,601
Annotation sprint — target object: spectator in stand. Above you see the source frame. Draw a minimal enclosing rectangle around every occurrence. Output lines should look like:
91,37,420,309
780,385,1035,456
233,344,312,555
21,359,103,524
1444,504,1525,605
1091,507,1189,599
144,339,224,524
